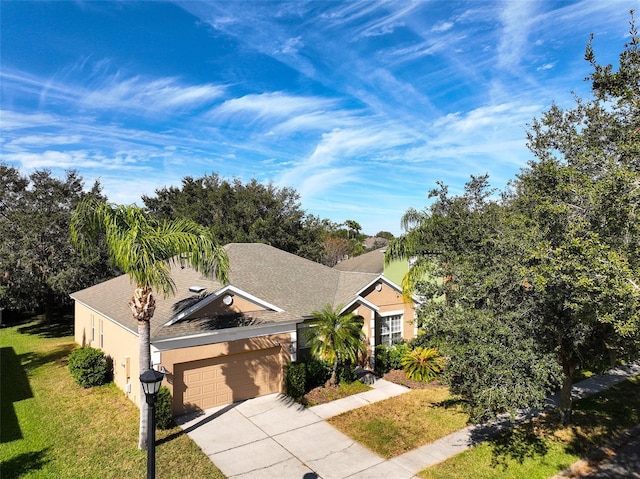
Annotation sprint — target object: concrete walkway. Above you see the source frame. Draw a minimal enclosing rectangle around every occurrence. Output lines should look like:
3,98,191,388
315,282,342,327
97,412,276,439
177,360,640,479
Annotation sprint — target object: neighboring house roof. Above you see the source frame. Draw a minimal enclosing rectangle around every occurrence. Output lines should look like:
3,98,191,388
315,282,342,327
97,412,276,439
334,247,386,274
71,243,379,341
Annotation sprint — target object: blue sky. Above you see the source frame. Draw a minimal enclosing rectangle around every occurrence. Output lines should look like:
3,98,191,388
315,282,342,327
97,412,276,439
1,1,633,235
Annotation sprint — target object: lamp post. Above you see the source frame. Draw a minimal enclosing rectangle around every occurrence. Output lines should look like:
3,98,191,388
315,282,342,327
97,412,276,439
140,368,165,479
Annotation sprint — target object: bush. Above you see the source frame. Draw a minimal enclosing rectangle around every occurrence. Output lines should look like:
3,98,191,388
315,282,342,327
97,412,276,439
155,386,175,429
305,358,330,389
374,343,411,374
284,361,307,399
401,347,443,382
337,359,357,384
68,347,110,388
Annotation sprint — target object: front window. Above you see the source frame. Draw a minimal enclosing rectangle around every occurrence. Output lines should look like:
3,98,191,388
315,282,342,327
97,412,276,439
296,322,313,361
380,314,402,346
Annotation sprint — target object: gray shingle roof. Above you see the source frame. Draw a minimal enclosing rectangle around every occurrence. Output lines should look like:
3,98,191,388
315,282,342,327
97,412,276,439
71,243,378,340
334,248,385,274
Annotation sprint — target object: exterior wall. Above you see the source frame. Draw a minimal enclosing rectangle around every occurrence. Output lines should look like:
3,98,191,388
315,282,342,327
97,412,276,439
74,302,142,407
160,333,292,415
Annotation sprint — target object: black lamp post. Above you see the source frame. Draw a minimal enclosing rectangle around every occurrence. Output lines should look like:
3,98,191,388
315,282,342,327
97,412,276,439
140,368,165,479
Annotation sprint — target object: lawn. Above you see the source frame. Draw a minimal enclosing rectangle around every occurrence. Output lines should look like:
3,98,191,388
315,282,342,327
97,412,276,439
328,387,469,458
419,376,640,479
0,318,224,479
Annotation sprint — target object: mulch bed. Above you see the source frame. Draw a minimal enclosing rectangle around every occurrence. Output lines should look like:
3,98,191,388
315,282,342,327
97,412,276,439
303,369,439,406
382,369,440,389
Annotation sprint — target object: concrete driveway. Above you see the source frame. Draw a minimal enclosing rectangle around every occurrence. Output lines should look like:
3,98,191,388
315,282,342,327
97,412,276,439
176,381,417,479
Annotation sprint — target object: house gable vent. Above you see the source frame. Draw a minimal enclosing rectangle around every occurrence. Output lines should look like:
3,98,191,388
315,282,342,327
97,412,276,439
188,286,206,294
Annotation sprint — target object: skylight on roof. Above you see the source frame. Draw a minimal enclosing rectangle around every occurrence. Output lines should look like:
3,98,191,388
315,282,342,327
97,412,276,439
189,286,206,293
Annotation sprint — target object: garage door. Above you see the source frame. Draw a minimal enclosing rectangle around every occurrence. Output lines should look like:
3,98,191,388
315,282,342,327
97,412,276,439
175,347,282,413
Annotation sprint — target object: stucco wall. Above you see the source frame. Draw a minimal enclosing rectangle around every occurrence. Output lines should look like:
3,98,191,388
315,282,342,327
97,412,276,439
74,302,143,406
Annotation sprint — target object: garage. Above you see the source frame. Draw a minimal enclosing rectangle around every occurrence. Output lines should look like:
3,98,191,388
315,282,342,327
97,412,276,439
174,346,282,413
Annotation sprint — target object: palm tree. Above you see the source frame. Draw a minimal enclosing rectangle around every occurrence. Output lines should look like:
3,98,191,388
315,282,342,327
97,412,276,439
304,304,365,386
70,199,229,450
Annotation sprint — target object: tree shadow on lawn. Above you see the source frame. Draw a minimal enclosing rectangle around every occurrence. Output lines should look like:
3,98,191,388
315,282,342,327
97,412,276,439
18,344,76,373
1,347,34,443
563,383,640,457
0,448,50,479
17,318,73,338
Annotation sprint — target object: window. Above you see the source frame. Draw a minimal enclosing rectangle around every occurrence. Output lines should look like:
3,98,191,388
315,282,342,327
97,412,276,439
296,322,313,361
91,315,95,342
380,314,402,346
99,319,104,348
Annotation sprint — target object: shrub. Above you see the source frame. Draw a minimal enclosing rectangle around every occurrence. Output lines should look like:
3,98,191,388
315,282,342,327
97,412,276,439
374,343,411,374
401,347,443,382
155,386,175,429
389,343,411,370
68,347,110,388
337,359,357,384
284,361,307,399
305,358,331,389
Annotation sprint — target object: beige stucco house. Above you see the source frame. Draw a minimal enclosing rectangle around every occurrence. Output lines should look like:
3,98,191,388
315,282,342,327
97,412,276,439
72,243,418,415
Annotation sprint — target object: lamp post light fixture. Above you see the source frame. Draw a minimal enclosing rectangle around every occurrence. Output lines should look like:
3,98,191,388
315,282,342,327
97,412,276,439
140,368,165,479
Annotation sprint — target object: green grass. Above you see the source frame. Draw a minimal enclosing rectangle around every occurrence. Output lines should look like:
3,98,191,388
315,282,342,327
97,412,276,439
0,318,225,479
328,387,469,457
419,376,640,479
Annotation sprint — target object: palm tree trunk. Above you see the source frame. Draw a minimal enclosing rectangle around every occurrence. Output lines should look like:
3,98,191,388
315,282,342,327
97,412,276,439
138,318,151,450
132,286,155,451
330,357,339,386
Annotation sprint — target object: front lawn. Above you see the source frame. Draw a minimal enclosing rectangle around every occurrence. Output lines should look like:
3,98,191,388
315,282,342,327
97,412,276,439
419,375,640,479
0,318,224,479
328,387,469,458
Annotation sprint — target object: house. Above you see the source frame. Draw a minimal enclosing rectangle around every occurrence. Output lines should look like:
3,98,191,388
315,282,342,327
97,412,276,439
72,243,418,415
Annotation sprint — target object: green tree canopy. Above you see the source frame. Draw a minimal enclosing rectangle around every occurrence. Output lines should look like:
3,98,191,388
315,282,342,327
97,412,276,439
143,174,319,257
0,165,115,321
388,13,640,423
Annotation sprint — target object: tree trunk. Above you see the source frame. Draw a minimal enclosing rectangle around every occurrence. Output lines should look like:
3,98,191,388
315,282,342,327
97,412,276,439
45,291,54,323
130,286,155,451
330,357,339,387
138,318,151,450
559,358,575,425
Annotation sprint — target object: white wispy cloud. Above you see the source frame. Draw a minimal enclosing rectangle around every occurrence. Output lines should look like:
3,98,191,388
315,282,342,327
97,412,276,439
497,0,538,70
83,76,225,112
211,92,337,121
6,134,82,148
0,110,61,130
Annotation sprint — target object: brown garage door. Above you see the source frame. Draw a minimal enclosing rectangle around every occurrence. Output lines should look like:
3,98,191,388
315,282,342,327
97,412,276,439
175,347,282,413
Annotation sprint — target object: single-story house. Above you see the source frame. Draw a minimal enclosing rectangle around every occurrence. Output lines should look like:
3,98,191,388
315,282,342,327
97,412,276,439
72,243,419,415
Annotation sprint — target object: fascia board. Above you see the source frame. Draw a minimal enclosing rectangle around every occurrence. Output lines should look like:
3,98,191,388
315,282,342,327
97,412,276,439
355,275,402,296
353,275,423,306
164,284,285,327
340,296,379,314
151,319,300,351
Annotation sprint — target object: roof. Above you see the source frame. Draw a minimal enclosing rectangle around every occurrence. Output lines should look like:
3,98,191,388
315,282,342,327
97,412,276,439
71,243,378,341
334,248,386,274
